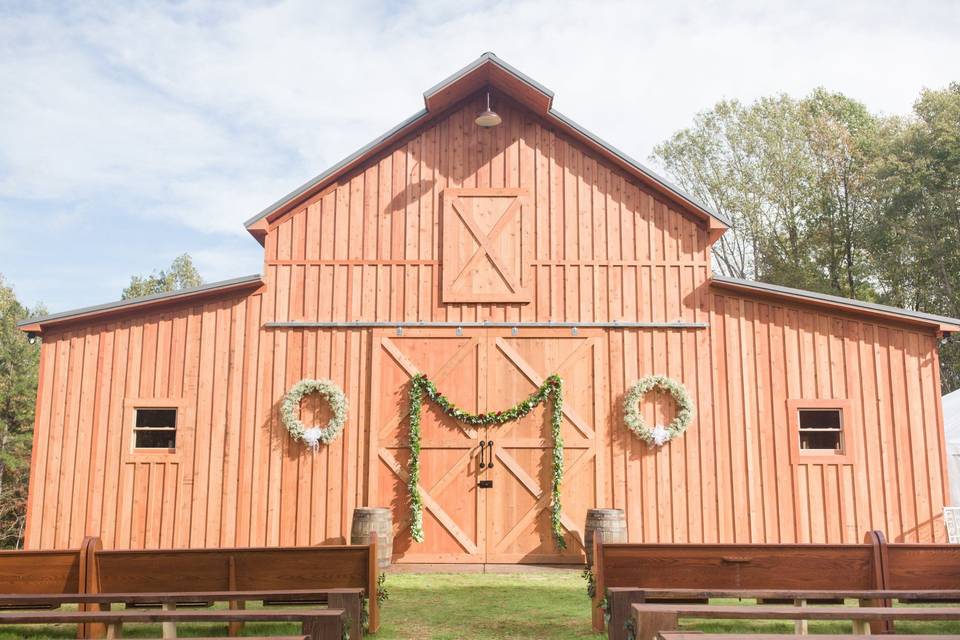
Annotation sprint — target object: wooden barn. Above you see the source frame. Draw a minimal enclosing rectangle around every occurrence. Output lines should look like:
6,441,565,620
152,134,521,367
19,53,958,564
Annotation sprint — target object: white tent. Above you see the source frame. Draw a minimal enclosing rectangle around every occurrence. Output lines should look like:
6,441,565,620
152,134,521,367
941,388,960,507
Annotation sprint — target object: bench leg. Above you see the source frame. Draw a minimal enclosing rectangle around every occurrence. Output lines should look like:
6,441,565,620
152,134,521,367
329,592,363,640
633,611,678,640
161,602,177,639
793,598,808,635
105,622,123,639
228,599,245,636
851,619,871,635
303,617,343,640
609,590,645,640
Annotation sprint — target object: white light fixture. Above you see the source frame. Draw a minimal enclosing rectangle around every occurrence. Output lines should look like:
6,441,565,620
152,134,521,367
475,91,502,127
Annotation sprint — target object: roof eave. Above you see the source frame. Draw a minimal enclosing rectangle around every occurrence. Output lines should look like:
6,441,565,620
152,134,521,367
712,275,960,334
18,274,264,333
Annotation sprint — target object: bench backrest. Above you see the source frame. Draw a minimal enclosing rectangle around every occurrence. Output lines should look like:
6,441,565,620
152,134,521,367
94,545,374,593
597,542,877,590
883,543,960,590
0,536,100,596
0,549,82,595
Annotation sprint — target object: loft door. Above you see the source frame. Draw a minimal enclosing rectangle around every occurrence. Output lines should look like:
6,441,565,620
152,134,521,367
371,328,603,564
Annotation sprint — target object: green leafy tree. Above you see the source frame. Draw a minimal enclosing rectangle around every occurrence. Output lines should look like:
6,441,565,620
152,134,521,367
0,276,44,548
654,83,960,390
121,253,203,300
870,83,960,391
653,90,882,298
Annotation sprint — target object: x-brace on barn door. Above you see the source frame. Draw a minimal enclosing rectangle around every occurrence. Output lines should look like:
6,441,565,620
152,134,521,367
369,328,604,564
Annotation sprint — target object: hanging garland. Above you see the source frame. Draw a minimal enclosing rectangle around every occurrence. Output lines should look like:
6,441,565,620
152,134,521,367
281,379,348,450
623,375,694,447
407,373,566,549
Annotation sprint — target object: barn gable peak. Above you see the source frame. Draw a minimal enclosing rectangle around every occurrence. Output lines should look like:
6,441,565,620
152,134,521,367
244,52,731,243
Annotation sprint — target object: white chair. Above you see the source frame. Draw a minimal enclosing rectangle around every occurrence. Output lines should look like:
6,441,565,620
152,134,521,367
945,507,960,543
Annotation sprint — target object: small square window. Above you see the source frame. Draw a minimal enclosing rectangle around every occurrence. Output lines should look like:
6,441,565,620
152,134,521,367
798,408,843,453
133,408,177,449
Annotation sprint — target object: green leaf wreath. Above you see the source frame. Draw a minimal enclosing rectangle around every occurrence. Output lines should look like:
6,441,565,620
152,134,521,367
407,373,566,549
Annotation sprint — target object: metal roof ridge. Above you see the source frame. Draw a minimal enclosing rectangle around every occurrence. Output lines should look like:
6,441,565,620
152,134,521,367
244,52,730,232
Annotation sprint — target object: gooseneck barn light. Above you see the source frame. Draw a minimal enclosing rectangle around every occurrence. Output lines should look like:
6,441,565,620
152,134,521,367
474,90,502,127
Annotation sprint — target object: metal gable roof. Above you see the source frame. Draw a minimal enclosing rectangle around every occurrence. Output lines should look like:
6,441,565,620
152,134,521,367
713,274,960,333
243,52,731,236
17,274,264,332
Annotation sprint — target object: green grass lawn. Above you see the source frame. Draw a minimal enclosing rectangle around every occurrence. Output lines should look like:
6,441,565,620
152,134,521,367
0,572,958,639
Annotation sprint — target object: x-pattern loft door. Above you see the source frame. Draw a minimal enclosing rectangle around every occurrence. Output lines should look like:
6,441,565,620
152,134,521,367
372,328,603,564
441,188,531,304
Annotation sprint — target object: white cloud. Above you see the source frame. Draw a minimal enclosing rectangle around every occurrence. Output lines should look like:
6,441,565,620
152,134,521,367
1,0,958,309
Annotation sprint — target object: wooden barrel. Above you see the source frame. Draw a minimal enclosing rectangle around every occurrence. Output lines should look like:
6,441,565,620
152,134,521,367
584,508,627,566
351,507,393,570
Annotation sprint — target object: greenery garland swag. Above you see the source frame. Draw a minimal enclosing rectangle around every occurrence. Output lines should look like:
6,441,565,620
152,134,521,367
281,379,348,450
407,373,566,549
623,375,694,447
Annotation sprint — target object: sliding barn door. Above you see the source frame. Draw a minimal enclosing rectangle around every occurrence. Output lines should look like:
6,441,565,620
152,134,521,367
370,328,605,564
483,331,603,563
372,330,486,562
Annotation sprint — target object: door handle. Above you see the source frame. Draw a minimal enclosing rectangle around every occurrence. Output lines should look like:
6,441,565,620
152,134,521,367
486,440,494,469
478,441,486,470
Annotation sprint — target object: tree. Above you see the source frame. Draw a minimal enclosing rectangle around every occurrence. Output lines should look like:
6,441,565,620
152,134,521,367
870,83,960,391
121,254,203,300
0,276,43,548
652,90,882,298
653,83,960,390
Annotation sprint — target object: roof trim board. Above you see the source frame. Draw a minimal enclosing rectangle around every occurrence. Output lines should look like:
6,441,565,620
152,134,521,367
243,52,731,237
712,274,960,333
18,274,264,332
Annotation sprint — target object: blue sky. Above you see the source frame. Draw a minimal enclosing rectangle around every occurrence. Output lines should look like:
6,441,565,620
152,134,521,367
2,0,959,313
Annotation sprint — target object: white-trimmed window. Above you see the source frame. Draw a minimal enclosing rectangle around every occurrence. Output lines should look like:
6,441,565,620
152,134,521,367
133,407,177,449
787,399,853,464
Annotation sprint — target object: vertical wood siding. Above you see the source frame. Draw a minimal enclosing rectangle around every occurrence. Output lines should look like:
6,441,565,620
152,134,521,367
23,90,950,551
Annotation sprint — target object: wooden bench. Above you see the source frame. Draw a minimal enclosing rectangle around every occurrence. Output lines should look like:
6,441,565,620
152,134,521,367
590,530,886,635
91,541,380,633
606,588,960,640
631,603,960,640
0,588,364,640
0,607,344,640
0,536,100,637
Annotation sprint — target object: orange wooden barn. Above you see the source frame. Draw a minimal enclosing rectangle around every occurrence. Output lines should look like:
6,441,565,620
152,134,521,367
19,53,958,563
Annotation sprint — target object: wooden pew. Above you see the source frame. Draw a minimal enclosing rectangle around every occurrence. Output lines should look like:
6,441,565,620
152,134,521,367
91,541,380,633
879,535,960,593
0,588,364,640
631,603,960,640
0,607,344,640
590,530,883,634
0,535,99,638
607,588,960,640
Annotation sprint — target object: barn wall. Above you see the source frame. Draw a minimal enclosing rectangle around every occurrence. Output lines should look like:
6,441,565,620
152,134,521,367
261,92,711,325
25,288,950,550
24,292,368,550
